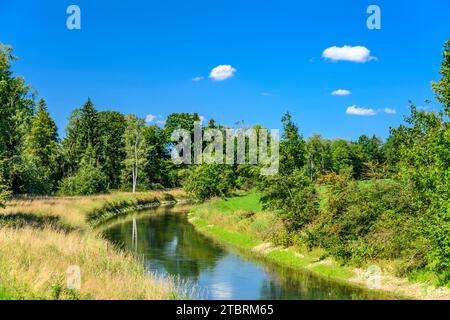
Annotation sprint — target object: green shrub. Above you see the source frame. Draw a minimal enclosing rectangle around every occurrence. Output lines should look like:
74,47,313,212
260,169,319,231
58,165,107,196
307,177,419,264
182,164,235,201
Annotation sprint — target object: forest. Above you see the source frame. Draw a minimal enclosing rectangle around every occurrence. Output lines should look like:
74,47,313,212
0,39,449,287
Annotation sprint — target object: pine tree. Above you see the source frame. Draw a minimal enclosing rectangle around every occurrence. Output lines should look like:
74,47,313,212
22,99,60,194
26,99,59,165
63,98,100,173
0,43,35,193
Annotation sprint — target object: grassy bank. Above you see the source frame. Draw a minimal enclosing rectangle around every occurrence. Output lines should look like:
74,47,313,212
0,189,185,300
188,192,450,300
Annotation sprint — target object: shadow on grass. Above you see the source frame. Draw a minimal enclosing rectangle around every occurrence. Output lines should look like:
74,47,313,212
162,193,176,202
0,213,77,233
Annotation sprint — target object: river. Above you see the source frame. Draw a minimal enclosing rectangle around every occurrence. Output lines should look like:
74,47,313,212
103,206,392,300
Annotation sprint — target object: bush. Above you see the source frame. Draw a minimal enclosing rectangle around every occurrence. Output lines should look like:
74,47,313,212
260,169,319,231
306,177,420,264
58,165,108,196
0,179,11,208
182,164,235,201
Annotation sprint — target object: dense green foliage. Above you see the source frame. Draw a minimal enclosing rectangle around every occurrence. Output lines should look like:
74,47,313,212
22,99,60,194
183,164,235,201
58,163,108,196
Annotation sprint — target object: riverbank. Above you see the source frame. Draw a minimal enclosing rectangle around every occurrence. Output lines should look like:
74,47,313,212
188,192,450,300
0,189,186,300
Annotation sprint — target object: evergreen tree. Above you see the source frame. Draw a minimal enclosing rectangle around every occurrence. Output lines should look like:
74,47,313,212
22,99,60,194
0,43,35,193
97,111,126,189
63,98,100,173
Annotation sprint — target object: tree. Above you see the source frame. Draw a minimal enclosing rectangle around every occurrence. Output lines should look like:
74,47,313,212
390,102,449,281
183,164,235,201
279,112,306,174
63,98,100,174
22,99,60,194
97,111,126,189
164,112,201,139
330,139,353,174
144,124,173,188
0,43,35,193
432,39,450,115
306,134,332,180
357,134,385,164
122,114,148,193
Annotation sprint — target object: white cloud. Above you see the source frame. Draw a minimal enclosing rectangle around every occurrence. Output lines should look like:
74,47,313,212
322,45,375,63
156,120,166,125
332,89,351,96
209,65,237,81
382,107,397,114
199,115,206,123
192,76,204,82
145,114,162,123
261,92,272,96
346,105,376,116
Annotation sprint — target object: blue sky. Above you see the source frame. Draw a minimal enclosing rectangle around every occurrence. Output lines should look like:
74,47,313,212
1,0,449,139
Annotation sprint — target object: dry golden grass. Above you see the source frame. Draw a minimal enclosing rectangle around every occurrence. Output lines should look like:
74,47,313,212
0,189,186,300
0,227,172,299
2,190,186,229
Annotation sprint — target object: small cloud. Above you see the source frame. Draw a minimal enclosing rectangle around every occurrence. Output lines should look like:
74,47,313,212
382,107,397,114
199,115,206,123
322,45,375,63
145,114,162,123
332,89,351,96
156,120,166,125
346,105,376,116
209,65,237,81
261,92,272,96
192,76,204,82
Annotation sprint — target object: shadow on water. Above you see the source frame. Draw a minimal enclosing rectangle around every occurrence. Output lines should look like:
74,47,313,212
103,206,396,300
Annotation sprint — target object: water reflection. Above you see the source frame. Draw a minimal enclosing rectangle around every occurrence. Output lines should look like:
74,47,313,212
103,207,394,300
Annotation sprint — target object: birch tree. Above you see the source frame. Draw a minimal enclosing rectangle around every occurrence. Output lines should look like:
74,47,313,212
122,114,147,193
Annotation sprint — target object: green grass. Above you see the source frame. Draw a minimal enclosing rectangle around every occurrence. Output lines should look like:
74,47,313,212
0,285,12,300
310,264,354,279
191,217,259,248
209,192,263,213
266,249,314,268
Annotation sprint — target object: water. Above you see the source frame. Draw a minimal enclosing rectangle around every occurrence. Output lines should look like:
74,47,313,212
103,206,393,300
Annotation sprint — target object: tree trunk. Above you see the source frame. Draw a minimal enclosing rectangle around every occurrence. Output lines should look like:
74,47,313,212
132,136,138,193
